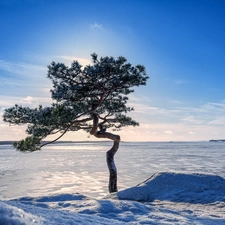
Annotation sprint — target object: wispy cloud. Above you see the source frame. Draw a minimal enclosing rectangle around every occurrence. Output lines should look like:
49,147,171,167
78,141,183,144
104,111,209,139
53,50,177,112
164,130,173,134
0,78,24,86
181,116,203,125
0,95,51,110
130,95,225,126
163,78,189,86
208,116,225,126
90,23,103,29
174,79,189,85
0,60,46,77
0,59,52,100
123,94,225,141
189,131,197,135
0,94,52,141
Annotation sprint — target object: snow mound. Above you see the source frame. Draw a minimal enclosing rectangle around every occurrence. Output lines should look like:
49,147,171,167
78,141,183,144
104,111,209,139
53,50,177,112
113,172,225,203
2,172,225,224
0,201,42,225
14,193,90,203
1,197,128,225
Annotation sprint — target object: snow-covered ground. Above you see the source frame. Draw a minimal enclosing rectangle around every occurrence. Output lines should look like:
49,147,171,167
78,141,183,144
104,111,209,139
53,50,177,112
1,172,225,224
1,142,225,224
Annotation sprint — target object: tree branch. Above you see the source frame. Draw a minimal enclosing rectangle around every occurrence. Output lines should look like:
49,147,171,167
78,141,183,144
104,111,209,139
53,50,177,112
40,117,93,148
40,127,71,148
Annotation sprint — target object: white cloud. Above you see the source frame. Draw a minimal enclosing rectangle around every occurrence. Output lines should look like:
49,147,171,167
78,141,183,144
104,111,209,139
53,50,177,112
174,79,189,85
90,23,103,29
0,95,51,110
163,78,189,86
189,131,197,135
164,130,173,134
22,96,38,105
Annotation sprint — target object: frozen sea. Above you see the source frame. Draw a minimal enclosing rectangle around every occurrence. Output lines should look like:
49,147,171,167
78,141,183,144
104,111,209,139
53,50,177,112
0,141,225,224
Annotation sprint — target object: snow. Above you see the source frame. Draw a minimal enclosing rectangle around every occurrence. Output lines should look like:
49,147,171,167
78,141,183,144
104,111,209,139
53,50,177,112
1,172,225,225
112,172,225,203
1,142,225,224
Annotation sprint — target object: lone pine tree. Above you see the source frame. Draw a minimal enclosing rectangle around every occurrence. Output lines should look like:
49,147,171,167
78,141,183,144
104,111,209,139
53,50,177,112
3,53,148,193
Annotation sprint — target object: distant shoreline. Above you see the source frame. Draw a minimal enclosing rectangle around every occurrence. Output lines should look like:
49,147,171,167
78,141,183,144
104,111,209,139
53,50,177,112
0,140,224,146
209,139,225,142
0,141,14,145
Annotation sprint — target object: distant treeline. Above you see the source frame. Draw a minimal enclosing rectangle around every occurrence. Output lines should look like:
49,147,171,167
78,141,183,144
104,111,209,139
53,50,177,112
0,141,14,145
209,139,225,142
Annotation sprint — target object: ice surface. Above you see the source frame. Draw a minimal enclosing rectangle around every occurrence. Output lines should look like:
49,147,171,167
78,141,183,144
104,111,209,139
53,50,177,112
1,142,225,200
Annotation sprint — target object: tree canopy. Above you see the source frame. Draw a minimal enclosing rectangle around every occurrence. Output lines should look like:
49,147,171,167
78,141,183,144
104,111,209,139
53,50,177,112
3,53,149,152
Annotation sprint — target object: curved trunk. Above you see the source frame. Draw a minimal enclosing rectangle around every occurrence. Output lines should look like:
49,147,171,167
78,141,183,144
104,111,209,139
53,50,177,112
90,113,120,193
107,140,120,192
95,132,120,193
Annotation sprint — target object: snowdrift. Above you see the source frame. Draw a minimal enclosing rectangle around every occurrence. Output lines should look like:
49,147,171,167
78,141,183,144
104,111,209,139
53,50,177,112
1,172,225,225
113,172,225,203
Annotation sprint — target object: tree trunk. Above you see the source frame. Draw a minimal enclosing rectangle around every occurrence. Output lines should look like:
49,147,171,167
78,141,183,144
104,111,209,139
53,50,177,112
90,113,120,193
106,139,120,192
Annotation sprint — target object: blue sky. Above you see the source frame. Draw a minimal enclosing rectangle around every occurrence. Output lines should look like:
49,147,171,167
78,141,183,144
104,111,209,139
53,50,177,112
0,0,225,141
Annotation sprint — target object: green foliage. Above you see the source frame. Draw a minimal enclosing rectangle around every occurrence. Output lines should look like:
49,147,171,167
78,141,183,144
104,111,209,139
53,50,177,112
3,53,149,152
13,136,41,152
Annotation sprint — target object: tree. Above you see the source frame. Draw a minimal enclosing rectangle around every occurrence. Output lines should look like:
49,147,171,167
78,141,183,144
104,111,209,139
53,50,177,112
3,53,149,193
